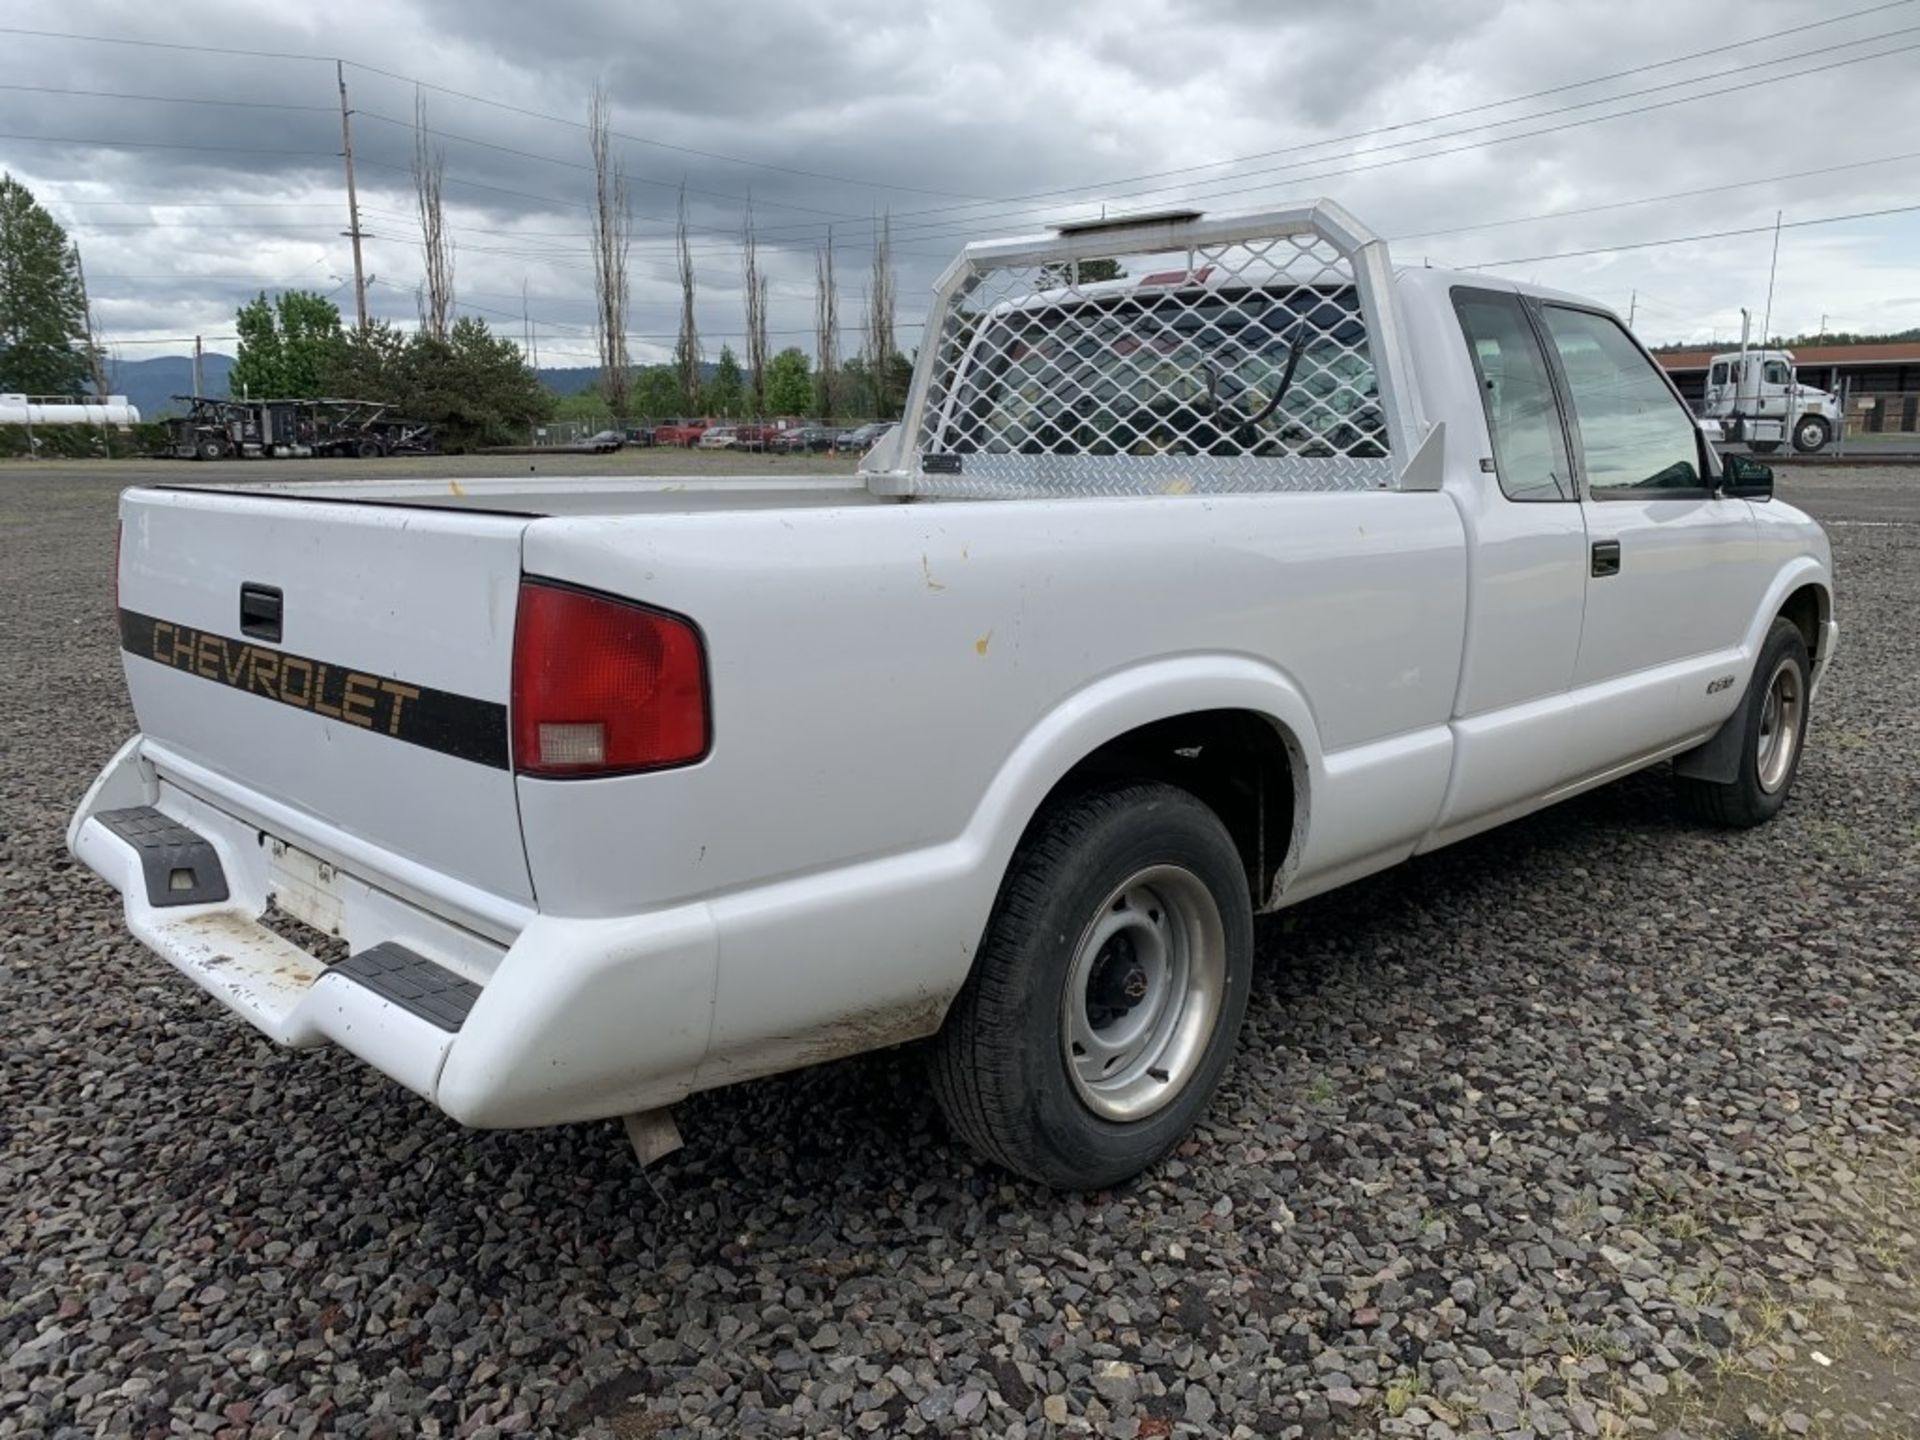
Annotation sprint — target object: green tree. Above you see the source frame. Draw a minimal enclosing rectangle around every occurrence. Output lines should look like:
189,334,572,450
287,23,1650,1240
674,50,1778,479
229,290,346,398
702,344,745,416
763,346,813,415
324,319,406,401
0,174,90,395
630,364,682,419
321,315,551,452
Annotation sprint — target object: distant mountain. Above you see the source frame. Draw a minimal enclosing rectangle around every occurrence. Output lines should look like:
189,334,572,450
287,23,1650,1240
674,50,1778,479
108,353,235,419
535,365,601,395
537,360,721,395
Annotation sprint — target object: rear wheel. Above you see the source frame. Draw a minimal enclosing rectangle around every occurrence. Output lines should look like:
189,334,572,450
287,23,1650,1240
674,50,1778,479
1676,617,1811,827
928,783,1253,1189
1793,416,1831,453
1750,441,1782,455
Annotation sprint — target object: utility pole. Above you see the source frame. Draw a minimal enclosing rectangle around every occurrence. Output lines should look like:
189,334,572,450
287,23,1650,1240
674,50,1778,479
73,245,111,399
1759,209,1782,348
191,335,204,397
336,60,369,330
1627,290,1637,329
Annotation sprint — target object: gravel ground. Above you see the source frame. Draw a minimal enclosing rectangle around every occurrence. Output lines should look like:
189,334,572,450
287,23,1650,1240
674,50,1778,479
3,465,1918,1440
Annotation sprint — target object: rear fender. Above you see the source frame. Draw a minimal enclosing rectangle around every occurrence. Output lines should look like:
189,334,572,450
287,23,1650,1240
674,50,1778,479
961,655,1321,907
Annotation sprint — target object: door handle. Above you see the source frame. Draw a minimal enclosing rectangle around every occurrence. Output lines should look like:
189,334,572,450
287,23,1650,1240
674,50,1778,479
239,583,283,642
1591,540,1621,578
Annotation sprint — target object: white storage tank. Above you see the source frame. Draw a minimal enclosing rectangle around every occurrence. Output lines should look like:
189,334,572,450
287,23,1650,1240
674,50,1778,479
0,393,143,426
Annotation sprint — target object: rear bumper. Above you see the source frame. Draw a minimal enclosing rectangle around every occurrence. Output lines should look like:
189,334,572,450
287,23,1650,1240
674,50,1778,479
69,736,719,1127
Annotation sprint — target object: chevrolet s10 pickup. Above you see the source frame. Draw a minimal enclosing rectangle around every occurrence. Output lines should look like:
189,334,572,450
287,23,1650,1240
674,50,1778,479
73,202,1833,1188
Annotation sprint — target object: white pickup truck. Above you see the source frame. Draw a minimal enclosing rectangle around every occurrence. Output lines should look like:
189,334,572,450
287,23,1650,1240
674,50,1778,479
72,203,1834,1189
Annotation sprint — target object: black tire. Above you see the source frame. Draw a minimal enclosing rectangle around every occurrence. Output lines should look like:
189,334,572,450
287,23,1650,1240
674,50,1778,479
1750,441,1782,455
195,437,226,461
928,783,1254,1190
1792,416,1831,454
355,437,384,459
1676,617,1812,827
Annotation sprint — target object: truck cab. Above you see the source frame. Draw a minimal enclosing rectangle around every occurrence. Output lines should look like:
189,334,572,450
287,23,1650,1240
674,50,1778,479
1701,348,1840,454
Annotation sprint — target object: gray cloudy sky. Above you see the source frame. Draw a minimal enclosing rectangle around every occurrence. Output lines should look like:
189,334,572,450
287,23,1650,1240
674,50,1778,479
3,0,1917,371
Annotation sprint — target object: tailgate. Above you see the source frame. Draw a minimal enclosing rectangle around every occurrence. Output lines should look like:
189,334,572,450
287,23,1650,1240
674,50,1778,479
117,486,534,904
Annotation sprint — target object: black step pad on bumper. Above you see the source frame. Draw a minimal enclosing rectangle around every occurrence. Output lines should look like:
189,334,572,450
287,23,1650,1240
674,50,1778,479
333,943,479,1032
96,806,230,907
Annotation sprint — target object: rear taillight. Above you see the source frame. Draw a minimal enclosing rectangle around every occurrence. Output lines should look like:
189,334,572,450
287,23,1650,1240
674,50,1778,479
511,580,708,777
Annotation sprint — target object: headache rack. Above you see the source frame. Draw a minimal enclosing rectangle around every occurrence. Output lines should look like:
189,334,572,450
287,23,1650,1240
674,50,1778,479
866,201,1435,499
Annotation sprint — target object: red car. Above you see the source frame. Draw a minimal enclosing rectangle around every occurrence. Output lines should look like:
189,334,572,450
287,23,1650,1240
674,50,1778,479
653,420,709,447
733,423,786,452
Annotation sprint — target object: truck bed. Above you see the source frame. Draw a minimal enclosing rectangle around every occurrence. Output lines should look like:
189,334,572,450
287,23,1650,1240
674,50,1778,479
168,473,884,518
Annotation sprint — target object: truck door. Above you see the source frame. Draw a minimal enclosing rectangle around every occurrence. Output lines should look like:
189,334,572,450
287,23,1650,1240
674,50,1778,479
1428,286,1592,839
1533,302,1767,765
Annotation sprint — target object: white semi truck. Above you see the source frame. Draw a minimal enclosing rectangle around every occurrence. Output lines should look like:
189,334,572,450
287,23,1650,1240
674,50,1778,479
1699,312,1841,455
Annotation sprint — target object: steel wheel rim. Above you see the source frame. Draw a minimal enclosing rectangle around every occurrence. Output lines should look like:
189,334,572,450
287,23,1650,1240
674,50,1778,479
1060,864,1226,1122
1756,656,1805,793
1799,421,1823,447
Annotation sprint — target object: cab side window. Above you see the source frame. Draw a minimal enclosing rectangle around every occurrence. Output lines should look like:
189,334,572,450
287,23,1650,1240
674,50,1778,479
1709,361,1728,386
1763,360,1791,386
1539,306,1704,496
1453,289,1573,502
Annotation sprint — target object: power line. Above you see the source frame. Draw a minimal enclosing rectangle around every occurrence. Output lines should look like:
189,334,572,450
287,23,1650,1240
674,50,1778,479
0,130,333,158
352,107,864,221
1461,202,1920,268
5,2,1912,242
1391,149,1920,242
0,81,332,110
755,27,1920,250
1008,0,1915,201
340,64,991,203
0,22,982,203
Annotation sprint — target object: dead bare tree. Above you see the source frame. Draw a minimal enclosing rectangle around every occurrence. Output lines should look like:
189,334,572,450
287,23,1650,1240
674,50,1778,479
814,226,839,419
412,89,455,340
866,209,896,417
673,184,701,413
588,84,632,412
741,197,769,417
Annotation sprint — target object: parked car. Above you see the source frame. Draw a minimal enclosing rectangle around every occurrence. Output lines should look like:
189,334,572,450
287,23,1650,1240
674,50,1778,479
773,426,839,453
585,430,625,454
697,426,739,450
72,202,1833,1191
836,422,892,454
653,420,708,447
733,424,783,453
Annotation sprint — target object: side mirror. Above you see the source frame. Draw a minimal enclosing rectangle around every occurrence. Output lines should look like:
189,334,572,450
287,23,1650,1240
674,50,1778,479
1720,452,1773,501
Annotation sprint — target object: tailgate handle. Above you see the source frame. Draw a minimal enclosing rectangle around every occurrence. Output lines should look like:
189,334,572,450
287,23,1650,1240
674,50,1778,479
239,583,283,642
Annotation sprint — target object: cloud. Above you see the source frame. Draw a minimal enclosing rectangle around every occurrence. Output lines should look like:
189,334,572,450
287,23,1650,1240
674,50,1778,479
1,0,1915,368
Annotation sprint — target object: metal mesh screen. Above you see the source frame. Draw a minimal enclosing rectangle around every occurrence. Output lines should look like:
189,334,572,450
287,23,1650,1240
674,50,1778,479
901,218,1398,496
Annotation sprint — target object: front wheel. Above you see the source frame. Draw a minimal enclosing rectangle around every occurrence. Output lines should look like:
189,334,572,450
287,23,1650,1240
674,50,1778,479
928,783,1253,1189
1793,416,1831,453
1676,617,1811,827
1750,440,1782,455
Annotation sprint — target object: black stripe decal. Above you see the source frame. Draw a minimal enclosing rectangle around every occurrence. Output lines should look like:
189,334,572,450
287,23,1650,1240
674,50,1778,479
118,609,509,770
